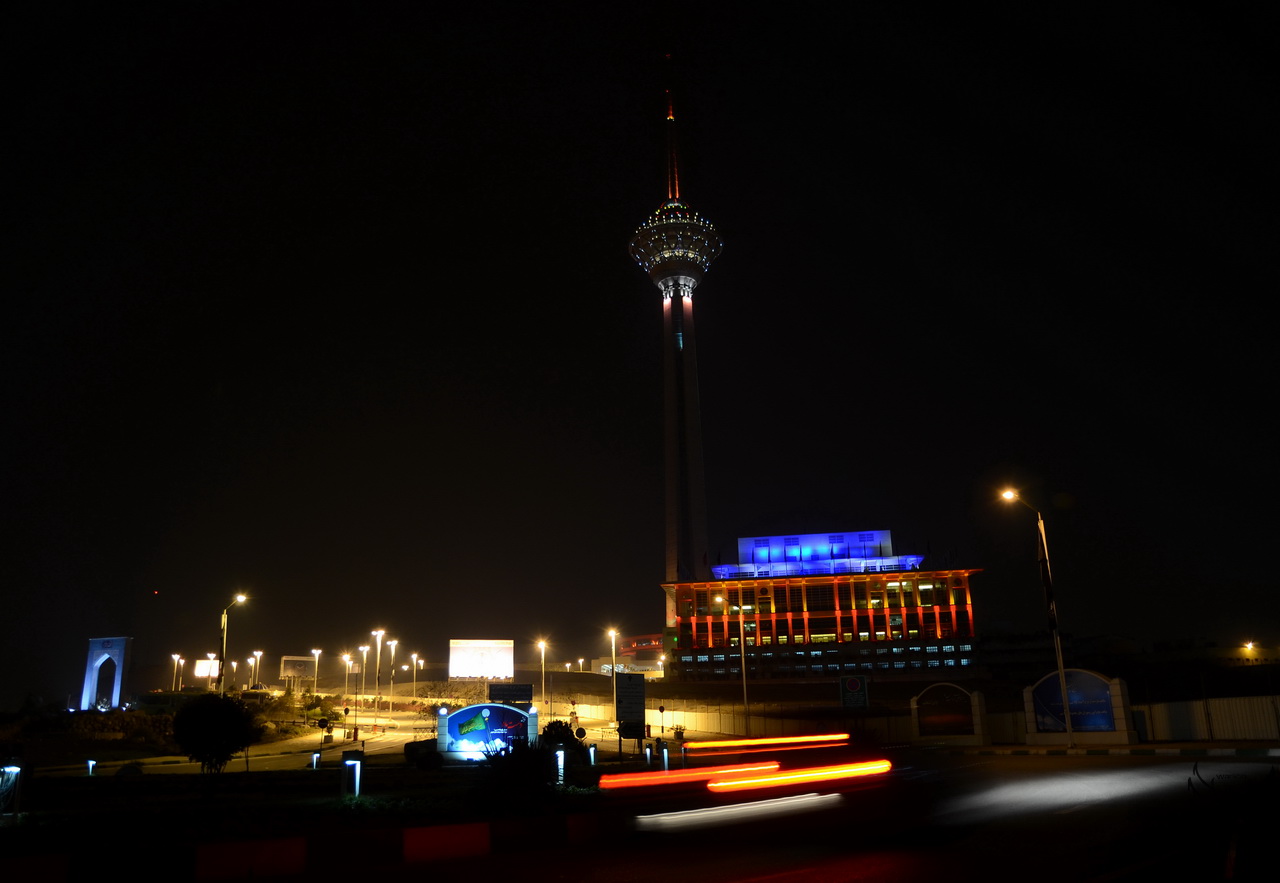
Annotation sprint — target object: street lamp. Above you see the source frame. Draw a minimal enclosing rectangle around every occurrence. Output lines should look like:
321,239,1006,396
387,639,398,713
178,657,185,691
253,650,263,689
578,658,584,672
218,593,247,695
410,653,419,701
311,649,322,696
371,630,385,718
171,654,181,692
538,640,547,714
342,654,352,705
357,645,370,732
719,594,751,736
608,629,618,727
1002,488,1074,747
229,660,237,690
206,653,217,691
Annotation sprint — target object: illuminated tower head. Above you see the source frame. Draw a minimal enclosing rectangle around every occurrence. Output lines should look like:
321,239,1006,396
628,90,723,296
629,87,721,584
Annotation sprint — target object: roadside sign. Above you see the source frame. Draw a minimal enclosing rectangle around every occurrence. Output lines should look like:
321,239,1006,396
840,676,870,709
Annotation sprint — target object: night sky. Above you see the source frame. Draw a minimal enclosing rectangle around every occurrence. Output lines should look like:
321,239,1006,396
5,4,1276,711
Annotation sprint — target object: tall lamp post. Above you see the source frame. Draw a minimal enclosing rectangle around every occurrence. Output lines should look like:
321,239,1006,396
229,660,237,691
206,653,217,691
371,630,385,718
171,654,181,692
218,593,247,695
311,649,322,696
177,657,186,691
716,594,750,736
253,650,263,688
608,629,618,726
342,654,352,705
357,645,370,731
578,658,584,672
537,640,547,715
1002,489,1075,747
387,639,398,713
410,653,419,702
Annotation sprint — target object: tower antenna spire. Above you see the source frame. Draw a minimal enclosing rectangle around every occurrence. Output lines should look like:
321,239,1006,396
666,87,679,200
665,53,680,200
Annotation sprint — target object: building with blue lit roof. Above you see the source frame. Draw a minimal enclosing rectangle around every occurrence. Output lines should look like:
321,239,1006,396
663,533,979,680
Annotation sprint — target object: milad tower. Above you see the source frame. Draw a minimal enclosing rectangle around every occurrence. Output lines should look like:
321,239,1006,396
629,91,723,586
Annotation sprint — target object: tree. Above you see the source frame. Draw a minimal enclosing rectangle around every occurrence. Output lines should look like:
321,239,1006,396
172,694,261,774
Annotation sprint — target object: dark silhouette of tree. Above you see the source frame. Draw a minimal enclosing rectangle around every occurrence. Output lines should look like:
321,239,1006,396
172,694,261,774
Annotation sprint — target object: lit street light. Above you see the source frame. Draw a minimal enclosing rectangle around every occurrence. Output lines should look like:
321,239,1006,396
177,657,185,691
578,658,584,672
538,640,547,714
312,649,322,696
387,639,398,712
608,629,618,726
206,653,217,691
342,653,352,706
1002,488,1075,747
357,644,370,733
717,593,751,736
171,654,181,692
410,653,419,701
253,650,263,689
371,630,385,718
218,593,247,695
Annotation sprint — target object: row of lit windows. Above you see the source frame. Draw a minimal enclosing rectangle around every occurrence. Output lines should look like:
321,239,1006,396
680,658,974,670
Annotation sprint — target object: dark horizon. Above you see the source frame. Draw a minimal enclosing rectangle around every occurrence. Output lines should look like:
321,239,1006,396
5,5,1276,712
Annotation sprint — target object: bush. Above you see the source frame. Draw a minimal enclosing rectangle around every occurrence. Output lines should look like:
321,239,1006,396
173,694,262,774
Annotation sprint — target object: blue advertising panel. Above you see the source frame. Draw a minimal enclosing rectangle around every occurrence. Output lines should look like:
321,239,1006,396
1032,669,1115,732
439,703,536,759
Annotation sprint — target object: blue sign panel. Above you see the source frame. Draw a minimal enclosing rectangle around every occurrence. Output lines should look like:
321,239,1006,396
440,703,536,758
1032,669,1115,732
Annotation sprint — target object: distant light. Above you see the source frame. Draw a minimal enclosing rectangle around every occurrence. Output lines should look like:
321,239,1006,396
1245,642,1255,650
1001,490,1017,501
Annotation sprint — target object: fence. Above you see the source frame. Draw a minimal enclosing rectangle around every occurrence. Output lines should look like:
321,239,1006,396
566,692,1280,744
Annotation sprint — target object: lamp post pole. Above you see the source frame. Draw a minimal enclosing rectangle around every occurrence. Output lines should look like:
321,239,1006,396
608,629,618,727
178,657,185,691
371,631,385,720
342,654,351,706
357,645,370,733
218,593,246,695
253,650,263,689
538,640,547,716
206,653,216,691
311,649,321,697
410,653,419,702
1003,489,1075,747
387,639,397,714
171,654,181,692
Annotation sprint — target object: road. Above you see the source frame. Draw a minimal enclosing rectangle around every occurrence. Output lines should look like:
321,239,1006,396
516,752,1277,882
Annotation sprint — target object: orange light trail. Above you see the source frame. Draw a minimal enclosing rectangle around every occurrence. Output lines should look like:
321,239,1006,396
686,733,851,750
706,759,892,793
598,761,780,790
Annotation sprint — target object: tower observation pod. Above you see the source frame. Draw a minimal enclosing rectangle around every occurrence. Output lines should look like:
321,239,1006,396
628,96,723,584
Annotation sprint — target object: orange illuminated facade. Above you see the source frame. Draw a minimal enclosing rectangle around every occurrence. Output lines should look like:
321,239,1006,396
663,545,979,679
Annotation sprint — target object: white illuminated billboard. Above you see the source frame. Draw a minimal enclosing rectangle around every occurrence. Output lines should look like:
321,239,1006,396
192,659,220,678
449,639,514,678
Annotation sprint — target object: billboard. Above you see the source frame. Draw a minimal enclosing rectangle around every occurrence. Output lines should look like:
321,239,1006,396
438,703,537,759
449,639,514,678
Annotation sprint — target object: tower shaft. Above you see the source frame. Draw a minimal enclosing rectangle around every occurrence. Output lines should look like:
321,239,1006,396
662,278,710,582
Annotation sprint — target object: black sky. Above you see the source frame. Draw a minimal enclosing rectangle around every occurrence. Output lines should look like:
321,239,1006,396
5,4,1277,711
